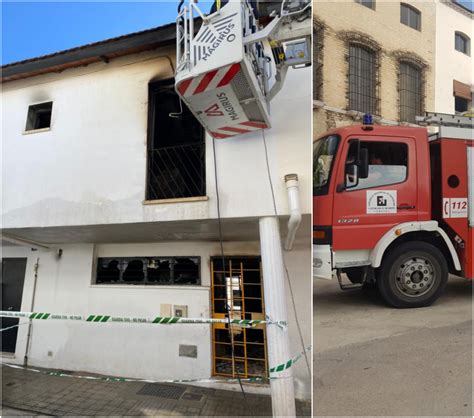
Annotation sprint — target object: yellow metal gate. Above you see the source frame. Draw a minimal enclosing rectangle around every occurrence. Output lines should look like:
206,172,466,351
211,257,268,378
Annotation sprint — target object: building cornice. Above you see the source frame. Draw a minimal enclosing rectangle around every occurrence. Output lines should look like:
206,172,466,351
441,0,474,19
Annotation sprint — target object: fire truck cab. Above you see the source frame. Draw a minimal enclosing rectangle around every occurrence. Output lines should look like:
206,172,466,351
313,115,473,308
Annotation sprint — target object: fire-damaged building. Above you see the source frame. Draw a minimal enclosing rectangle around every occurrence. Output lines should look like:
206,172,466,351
1,6,312,404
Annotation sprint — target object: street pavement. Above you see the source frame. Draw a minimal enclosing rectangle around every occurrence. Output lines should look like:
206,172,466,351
313,274,473,417
1,366,310,417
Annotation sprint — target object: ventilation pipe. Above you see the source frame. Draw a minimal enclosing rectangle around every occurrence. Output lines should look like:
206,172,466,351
284,173,302,251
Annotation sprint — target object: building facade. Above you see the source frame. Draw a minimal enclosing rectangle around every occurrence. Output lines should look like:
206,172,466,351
434,0,473,115
1,23,312,399
313,0,437,136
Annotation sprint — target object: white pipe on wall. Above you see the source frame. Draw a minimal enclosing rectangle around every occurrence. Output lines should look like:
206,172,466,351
284,173,302,251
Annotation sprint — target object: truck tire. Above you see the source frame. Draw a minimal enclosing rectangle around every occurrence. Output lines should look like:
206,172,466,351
377,241,448,308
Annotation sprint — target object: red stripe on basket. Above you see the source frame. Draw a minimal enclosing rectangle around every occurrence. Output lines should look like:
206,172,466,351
240,121,268,129
216,64,241,87
177,78,193,96
211,131,234,139
193,70,219,95
219,126,251,134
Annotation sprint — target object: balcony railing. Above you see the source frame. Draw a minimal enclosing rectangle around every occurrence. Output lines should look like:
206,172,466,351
146,142,205,200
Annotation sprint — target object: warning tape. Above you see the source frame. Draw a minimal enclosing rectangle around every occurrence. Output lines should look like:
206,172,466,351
0,311,286,327
1,346,312,384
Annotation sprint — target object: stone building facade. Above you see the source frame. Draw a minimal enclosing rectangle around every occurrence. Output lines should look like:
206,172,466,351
313,0,437,137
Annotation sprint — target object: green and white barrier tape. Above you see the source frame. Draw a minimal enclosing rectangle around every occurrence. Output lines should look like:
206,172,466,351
0,311,286,327
1,346,311,384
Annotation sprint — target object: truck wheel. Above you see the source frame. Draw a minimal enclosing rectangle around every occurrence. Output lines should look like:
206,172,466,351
377,241,448,308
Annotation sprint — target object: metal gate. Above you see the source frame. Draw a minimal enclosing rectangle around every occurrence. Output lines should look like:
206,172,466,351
210,257,267,378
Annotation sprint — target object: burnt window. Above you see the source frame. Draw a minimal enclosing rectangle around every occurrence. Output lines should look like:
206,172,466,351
355,0,375,9
146,79,205,200
401,3,421,31
455,32,470,55
25,102,53,132
399,61,423,123
313,24,324,101
345,141,408,190
96,257,200,285
348,43,377,114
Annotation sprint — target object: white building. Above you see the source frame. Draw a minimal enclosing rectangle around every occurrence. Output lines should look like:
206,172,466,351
434,0,473,114
1,20,312,400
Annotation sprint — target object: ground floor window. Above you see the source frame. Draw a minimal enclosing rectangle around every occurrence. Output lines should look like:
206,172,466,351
96,257,200,285
210,257,267,378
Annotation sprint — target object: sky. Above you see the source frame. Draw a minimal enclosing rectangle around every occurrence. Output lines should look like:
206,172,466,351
1,1,212,65
1,1,473,65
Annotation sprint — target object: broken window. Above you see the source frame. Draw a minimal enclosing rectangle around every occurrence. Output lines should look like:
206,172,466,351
146,79,205,200
25,102,53,131
96,257,200,285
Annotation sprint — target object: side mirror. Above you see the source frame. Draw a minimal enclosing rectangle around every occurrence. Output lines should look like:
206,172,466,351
359,148,369,179
345,164,359,189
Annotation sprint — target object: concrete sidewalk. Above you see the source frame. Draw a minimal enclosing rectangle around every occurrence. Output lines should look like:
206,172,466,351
1,365,310,417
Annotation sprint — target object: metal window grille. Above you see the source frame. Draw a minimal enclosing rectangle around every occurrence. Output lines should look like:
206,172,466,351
399,61,422,123
401,4,421,30
348,44,377,114
147,142,206,200
313,24,324,101
210,257,268,379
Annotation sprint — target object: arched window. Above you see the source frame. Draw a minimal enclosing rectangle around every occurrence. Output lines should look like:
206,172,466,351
399,61,423,123
348,43,377,114
400,3,421,31
455,32,470,55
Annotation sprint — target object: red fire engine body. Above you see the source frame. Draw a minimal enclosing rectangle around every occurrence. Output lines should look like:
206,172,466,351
313,121,473,308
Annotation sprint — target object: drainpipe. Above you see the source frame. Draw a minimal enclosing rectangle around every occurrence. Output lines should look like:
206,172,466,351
259,217,296,417
284,174,302,251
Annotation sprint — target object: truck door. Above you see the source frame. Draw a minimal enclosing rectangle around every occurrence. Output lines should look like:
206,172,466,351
332,135,418,251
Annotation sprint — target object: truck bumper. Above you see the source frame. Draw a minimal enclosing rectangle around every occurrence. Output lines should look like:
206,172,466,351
313,244,333,280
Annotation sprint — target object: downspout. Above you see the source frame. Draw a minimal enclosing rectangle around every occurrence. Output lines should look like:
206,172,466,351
284,173,302,251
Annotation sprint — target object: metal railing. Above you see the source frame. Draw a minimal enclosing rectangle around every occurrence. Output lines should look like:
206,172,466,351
146,142,205,200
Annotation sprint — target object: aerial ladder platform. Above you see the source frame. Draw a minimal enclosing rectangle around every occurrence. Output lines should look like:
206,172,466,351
175,0,311,139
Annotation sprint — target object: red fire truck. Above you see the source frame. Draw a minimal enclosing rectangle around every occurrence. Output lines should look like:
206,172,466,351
313,114,473,308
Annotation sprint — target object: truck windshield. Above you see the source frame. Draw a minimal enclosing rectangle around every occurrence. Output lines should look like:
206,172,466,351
313,135,339,196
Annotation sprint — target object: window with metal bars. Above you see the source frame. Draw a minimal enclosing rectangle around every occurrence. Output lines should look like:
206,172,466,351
348,43,377,114
399,61,423,123
313,24,324,101
146,79,205,200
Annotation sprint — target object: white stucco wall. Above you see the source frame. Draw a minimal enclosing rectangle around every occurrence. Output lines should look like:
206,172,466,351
2,237,311,399
1,47,311,230
435,2,473,114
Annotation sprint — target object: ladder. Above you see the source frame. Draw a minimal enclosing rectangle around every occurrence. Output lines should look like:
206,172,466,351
416,112,473,128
